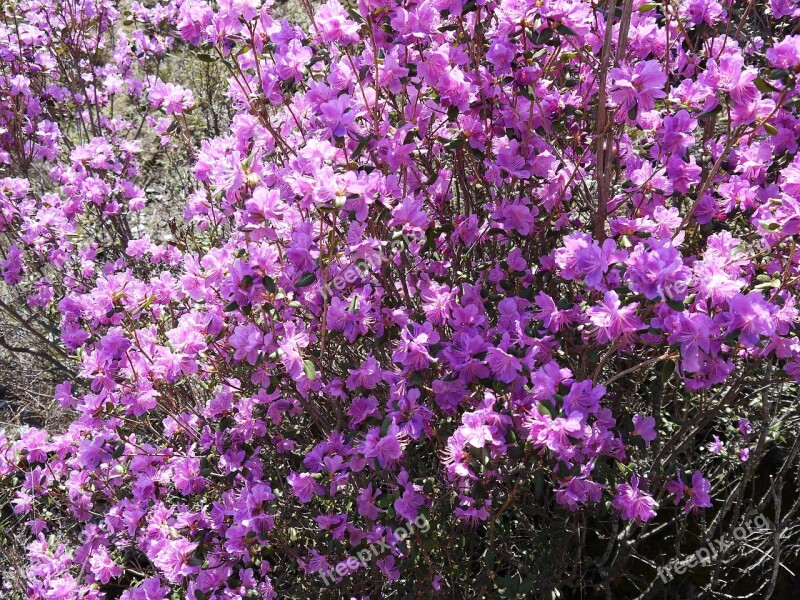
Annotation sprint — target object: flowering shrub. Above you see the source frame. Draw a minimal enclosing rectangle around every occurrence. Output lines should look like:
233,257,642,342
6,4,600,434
2,0,800,597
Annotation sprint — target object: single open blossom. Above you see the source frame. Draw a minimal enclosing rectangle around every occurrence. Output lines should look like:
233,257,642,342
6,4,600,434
610,60,667,113
121,576,169,600
632,414,656,446
528,410,583,459
314,0,361,45
392,322,440,371
766,35,800,69
89,546,122,585
151,538,199,583
612,475,657,522
587,291,645,343
288,471,325,503
362,422,405,468
685,470,713,513
707,435,724,454
726,292,776,347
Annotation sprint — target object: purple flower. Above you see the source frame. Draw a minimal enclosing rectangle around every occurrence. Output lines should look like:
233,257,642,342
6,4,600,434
318,94,355,138
610,61,667,113
726,292,776,347
632,414,656,447
685,470,712,513
151,537,199,583
738,419,753,439
392,322,440,371
707,435,724,454
362,422,405,468
766,35,800,69
485,345,522,383
586,291,645,344
314,0,361,45
612,475,657,522
288,471,325,503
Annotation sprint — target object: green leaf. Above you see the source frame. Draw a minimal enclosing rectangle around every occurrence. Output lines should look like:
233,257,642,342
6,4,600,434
303,359,317,381
556,24,579,37
351,135,372,161
346,7,364,23
666,298,685,311
111,442,125,460
661,359,675,383
638,2,659,11
537,401,553,417
770,68,790,80
295,272,316,288
763,122,779,136
263,276,276,294
754,77,778,93
197,53,216,63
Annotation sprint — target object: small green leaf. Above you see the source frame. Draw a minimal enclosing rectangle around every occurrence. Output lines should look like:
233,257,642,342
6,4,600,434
754,77,778,93
295,272,316,288
263,276,276,294
661,359,675,383
556,24,579,37
112,442,125,460
638,2,659,11
346,8,364,23
303,359,317,381
351,135,372,160
666,299,685,311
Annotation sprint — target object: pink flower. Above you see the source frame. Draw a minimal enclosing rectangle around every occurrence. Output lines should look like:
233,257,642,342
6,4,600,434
485,345,522,383
527,410,583,459
230,323,264,365
89,546,122,584
314,0,360,45
151,537,199,583
685,470,712,513
612,475,657,522
496,139,530,178
318,94,355,138
766,35,800,69
632,414,656,447
288,471,325,503
392,322,440,371
707,435,724,454
586,291,645,343
725,292,776,347
362,422,405,468
610,61,667,113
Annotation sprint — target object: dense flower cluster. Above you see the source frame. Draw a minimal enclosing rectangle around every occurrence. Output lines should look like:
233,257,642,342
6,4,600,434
1,0,800,597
